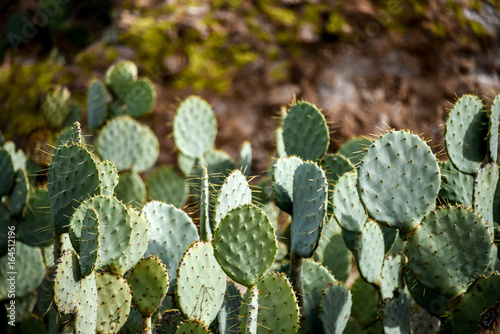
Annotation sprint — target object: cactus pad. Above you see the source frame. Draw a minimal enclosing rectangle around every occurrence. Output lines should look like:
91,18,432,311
146,166,188,208
245,286,259,334
173,96,217,158
238,272,300,334
97,160,119,197
176,320,211,334
79,207,99,277
87,79,108,130
450,272,500,334
444,94,488,174
96,271,132,333
0,149,14,197
53,250,81,314
114,171,146,209
438,160,474,207
357,130,440,231
338,136,371,166
239,140,252,176
355,220,385,284
319,283,352,334
176,241,226,326
214,170,252,228
282,102,329,161
48,143,101,234
213,204,277,286
489,94,500,162
9,168,29,216
292,162,328,257
200,166,212,242
108,208,149,275
128,256,169,317
41,85,74,127
124,78,156,117
407,206,493,298
217,282,241,334
105,60,138,101
380,254,403,299
143,201,199,293
333,171,368,232
473,163,498,239
383,290,410,334
272,156,303,214
75,271,98,334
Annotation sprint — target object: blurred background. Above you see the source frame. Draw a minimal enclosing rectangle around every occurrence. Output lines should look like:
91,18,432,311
1,0,499,175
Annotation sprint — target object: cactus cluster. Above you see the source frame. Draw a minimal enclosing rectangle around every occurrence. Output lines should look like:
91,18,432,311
1,59,500,334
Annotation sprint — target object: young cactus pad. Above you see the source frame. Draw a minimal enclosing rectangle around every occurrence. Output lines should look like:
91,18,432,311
357,130,440,231
272,156,303,214
213,170,252,228
128,256,169,317
87,79,108,130
173,96,217,159
95,271,132,333
176,241,226,326
213,204,277,287
444,94,488,174
238,272,300,334
407,206,493,298
105,60,138,101
291,162,328,258
282,101,330,161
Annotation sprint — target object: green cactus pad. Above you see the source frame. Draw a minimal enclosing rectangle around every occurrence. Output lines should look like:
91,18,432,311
176,320,211,334
96,116,154,172
438,160,474,207
350,276,382,327
272,156,303,214
105,60,138,101
125,78,156,117
333,171,368,232
338,136,371,167
314,217,352,282
69,195,132,268
450,272,500,334
239,140,252,176
217,282,241,334
108,100,128,118
407,206,493,298
146,166,188,208
213,204,277,287
178,152,196,176
0,149,14,197
157,309,185,334
275,126,286,157
8,168,29,216
79,207,99,277
75,271,98,334
380,224,400,254
214,170,252,228
245,286,258,334
300,259,336,333
173,96,217,159
108,208,149,275
12,290,37,323
97,160,119,197
355,220,384,284
128,256,169,317
444,94,488,174
41,85,74,127
200,166,212,242
87,79,108,131
238,272,300,334
321,153,355,187
133,123,160,173
114,171,146,209
380,254,403,299
48,143,101,234
489,95,500,162
473,163,498,239
319,283,352,334
292,162,328,258
0,241,45,301
53,250,81,314
282,102,329,161
383,290,410,334
95,271,132,333
143,201,199,293
176,241,226,326
357,130,440,231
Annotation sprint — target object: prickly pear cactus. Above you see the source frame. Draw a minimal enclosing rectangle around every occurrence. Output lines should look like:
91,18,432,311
319,283,352,334
42,85,74,127
357,130,440,231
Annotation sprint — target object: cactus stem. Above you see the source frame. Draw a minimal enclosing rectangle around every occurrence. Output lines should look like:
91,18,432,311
141,316,152,334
